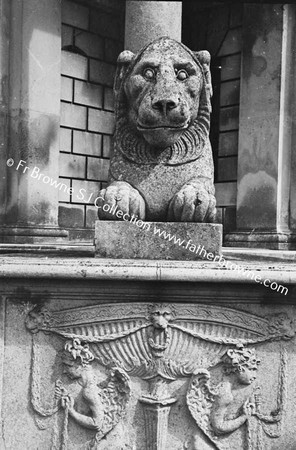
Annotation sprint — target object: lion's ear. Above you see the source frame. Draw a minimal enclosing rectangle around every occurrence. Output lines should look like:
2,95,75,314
194,50,213,97
194,50,211,66
114,50,135,94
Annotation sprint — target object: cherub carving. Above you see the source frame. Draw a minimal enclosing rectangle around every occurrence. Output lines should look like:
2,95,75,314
187,348,260,449
55,338,130,447
186,346,284,450
209,347,260,436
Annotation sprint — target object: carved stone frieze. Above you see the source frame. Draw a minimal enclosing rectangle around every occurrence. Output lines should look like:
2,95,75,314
25,302,294,449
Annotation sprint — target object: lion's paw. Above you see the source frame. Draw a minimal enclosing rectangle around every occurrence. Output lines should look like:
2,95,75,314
167,183,216,222
97,181,146,220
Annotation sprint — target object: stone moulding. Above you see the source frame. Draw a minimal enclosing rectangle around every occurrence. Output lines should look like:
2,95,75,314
1,256,295,285
25,302,294,450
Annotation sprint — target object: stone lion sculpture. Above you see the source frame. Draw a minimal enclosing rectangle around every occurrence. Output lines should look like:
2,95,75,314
97,37,216,222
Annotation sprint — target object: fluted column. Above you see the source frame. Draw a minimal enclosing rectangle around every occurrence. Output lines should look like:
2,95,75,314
140,396,177,450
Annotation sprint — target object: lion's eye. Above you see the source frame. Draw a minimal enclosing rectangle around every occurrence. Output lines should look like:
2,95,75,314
143,68,155,80
176,69,188,81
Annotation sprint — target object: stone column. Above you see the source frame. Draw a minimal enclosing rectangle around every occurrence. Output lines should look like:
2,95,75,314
0,0,67,243
225,4,296,249
125,1,182,52
0,0,10,228
288,8,296,234
0,297,5,447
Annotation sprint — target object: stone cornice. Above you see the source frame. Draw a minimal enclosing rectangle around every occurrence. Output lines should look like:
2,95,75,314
0,252,295,284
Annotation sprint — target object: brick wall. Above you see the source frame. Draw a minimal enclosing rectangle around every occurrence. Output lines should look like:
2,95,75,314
183,4,242,233
58,0,124,232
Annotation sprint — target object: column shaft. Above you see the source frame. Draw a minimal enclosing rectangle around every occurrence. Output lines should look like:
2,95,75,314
0,0,67,242
125,1,182,52
226,4,296,249
0,0,10,224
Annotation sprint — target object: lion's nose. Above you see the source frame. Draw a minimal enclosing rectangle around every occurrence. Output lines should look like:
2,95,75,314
152,98,178,113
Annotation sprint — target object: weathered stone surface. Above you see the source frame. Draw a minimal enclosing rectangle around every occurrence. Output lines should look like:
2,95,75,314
226,6,296,250
97,37,217,223
95,221,222,260
235,5,294,236
2,298,294,449
0,0,67,242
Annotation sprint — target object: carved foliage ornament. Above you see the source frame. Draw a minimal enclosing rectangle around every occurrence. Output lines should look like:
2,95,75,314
25,302,294,450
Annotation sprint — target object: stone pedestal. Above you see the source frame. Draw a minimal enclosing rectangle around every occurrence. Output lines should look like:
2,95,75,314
139,396,177,450
95,221,222,260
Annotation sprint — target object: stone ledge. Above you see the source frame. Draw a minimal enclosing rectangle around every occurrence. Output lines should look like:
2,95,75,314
0,255,295,285
0,243,94,256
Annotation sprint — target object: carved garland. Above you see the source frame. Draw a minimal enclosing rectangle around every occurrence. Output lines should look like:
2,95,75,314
30,334,70,449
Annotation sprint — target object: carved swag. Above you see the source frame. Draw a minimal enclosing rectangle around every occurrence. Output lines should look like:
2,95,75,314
25,302,294,450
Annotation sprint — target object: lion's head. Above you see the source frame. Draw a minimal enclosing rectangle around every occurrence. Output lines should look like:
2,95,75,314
114,37,212,165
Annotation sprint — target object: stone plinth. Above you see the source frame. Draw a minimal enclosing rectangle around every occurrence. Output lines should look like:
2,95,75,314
95,221,222,260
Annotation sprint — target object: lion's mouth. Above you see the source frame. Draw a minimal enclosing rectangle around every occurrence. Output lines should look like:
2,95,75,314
137,123,189,131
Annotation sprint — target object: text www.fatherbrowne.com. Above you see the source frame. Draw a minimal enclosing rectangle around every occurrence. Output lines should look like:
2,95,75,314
95,197,289,297
153,226,288,295
6,158,289,296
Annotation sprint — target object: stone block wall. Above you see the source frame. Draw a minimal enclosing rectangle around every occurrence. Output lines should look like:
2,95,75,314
183,3,242,233
58,0,124,231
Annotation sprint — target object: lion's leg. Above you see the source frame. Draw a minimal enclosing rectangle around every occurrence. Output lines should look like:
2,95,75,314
203,195,216,223
167,179,216,223
97,181,146,220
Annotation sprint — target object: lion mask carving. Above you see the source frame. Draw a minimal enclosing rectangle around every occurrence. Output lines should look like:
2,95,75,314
97,37,217,222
